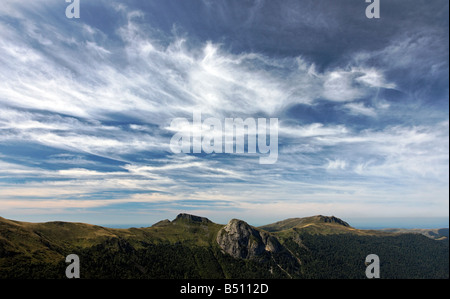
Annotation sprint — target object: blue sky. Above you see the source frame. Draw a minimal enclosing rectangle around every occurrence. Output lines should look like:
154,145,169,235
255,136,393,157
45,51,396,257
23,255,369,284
0,0,448,228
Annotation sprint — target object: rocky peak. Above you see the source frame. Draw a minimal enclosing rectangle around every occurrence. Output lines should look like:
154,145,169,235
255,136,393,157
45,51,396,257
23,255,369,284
151,219,171,227
314,215,350,227
216,218,282,260
173,213,212,224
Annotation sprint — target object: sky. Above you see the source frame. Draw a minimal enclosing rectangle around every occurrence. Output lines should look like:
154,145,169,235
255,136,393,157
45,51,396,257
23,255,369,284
0,0,448,228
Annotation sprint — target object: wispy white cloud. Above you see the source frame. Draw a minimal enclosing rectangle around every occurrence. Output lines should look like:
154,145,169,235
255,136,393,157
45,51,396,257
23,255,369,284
280,123,348,138
321,68,394,102
0,0,447,223
1,5,396,127
343,102,377,117
326,159,347,170
315,123,449,180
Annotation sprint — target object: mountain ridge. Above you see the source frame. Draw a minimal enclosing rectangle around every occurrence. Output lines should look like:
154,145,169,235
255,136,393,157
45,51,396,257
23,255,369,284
259,215,351,232
1,213,448,239
173,213,213,224
0,213,448,279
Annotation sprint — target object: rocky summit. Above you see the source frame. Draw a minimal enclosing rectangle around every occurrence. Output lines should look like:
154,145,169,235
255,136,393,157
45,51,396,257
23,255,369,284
216,219,282,260
173,213,212,224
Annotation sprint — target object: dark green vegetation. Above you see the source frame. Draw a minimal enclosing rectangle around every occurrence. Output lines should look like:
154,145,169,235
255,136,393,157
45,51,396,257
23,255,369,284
379,228,449,240
0,214,448,279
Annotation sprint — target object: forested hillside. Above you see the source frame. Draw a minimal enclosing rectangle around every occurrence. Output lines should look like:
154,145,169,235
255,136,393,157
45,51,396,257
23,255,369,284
0,214,448,279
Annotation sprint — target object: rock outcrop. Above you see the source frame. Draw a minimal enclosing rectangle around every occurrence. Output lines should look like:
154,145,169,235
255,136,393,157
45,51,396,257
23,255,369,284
216,219,282,260
314,215,350,227
173,213,212,224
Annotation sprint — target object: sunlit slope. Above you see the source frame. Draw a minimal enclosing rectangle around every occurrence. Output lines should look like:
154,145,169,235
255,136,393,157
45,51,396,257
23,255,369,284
259,215,388,236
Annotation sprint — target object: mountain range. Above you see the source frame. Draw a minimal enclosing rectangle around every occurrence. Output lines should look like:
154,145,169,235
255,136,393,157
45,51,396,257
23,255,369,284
0,213,448,279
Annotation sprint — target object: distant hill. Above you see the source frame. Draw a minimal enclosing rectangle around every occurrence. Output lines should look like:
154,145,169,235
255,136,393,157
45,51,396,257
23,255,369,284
0,214,448,279
258,215,395,238
379,228,449,240
260,215,350,232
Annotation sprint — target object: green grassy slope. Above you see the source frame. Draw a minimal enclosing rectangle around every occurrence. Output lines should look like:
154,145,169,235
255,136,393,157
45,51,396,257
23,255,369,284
259,215,390,237
0,214,284,279
0,214,448,279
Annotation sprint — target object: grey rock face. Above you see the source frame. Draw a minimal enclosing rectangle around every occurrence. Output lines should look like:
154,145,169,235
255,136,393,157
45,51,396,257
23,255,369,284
216,219,282,260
